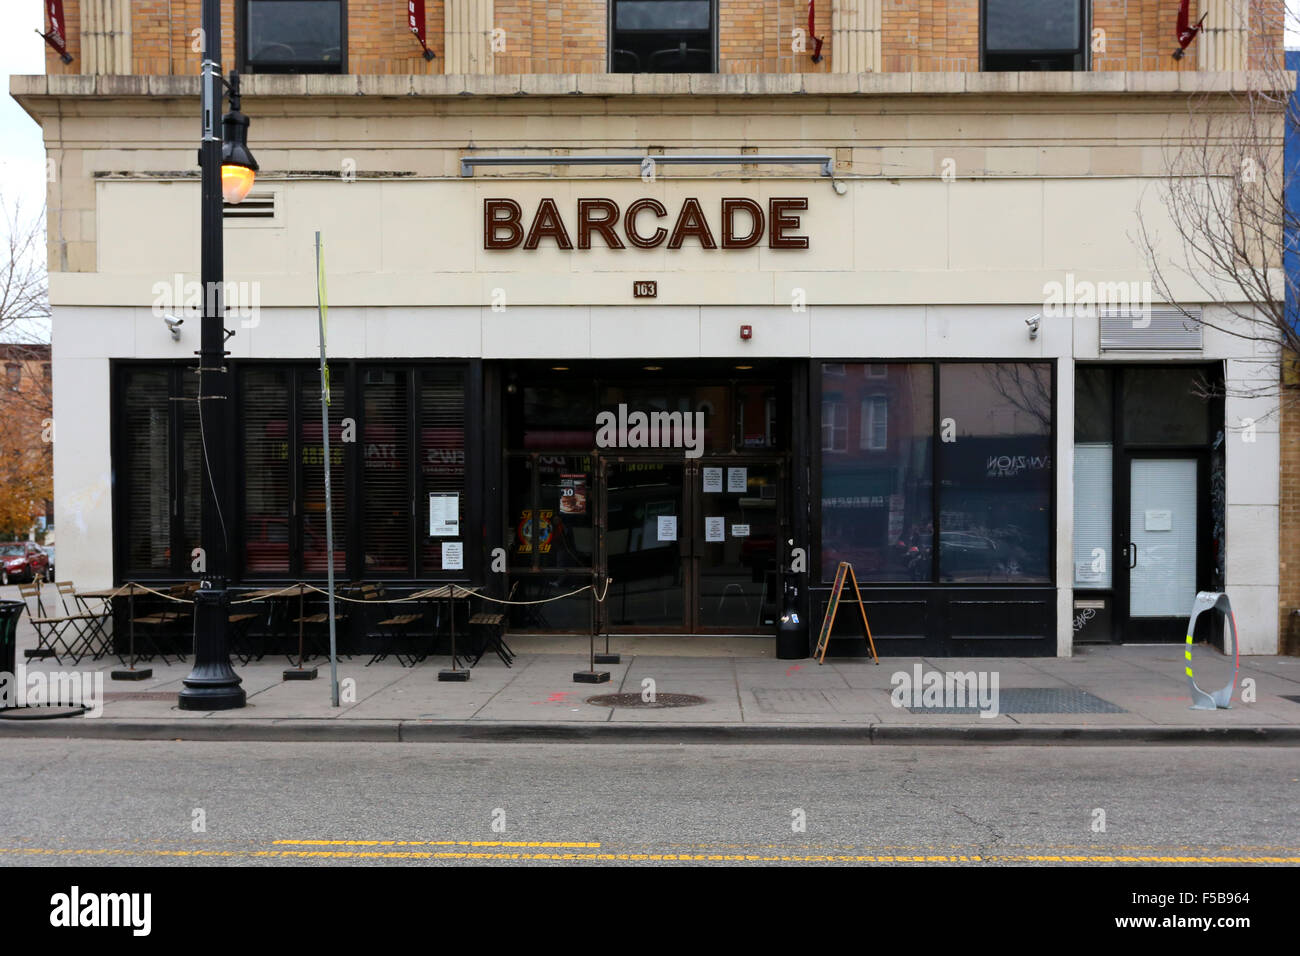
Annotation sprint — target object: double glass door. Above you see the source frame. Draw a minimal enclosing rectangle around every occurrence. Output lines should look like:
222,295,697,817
600,458,784,633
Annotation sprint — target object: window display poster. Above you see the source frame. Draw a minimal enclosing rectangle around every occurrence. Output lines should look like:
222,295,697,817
727,467,748,493
442,541,464,570
732,523,750,537
705,516,725,542
657,515,678,542
559,474,587,515
702,467,723,493
429,493,459,536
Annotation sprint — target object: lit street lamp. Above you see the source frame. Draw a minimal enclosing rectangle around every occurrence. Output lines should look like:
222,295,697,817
178,0,255,711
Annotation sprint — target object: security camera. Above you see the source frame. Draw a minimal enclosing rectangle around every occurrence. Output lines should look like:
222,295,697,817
163,314,184,341
1025,314,1041,340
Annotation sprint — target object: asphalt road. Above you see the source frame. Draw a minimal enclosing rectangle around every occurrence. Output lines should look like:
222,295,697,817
0,740,1296,866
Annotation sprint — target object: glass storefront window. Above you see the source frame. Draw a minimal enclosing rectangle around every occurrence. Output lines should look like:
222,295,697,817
241,367,292,575
1122,368,1211,445
121,369,171,574
937,363,1052,583
820,364,934,582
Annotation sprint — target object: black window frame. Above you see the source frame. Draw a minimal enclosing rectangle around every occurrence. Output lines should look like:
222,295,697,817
608,0,718,74
237,0,348,75
111,362,210,580
112,359,479,585
980,0,1090,72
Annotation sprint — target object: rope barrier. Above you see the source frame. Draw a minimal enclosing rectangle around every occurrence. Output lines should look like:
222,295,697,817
101,579,615,607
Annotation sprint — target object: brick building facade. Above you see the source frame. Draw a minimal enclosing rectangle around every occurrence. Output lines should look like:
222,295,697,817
18,1,1291,655
45,0,1285,78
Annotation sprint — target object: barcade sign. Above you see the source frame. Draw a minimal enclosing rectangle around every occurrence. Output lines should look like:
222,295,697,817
484,197,809,250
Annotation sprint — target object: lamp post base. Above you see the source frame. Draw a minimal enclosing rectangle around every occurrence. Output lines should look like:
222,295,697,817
178,586,246,711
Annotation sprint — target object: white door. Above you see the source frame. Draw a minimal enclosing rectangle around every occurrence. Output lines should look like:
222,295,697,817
1128,458,1197,619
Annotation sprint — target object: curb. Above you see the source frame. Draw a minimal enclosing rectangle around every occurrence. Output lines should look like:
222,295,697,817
1,719,1298,745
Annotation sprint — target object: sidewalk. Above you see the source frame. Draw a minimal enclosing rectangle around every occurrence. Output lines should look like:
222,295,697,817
4,616,1300,743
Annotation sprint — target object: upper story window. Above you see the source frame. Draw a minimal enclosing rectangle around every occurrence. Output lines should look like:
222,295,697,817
611,0,715,73
981,0,1087,71
241,0,346,74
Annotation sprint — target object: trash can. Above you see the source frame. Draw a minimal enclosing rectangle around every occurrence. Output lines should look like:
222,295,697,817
0,600,24,687
776,571,808,660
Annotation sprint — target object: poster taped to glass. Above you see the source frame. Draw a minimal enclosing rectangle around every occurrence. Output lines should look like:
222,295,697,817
559,474,587,515
429,493,459,536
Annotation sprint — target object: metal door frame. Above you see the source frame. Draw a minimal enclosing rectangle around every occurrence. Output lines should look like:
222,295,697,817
1117,449,1210,643
597,454,788,635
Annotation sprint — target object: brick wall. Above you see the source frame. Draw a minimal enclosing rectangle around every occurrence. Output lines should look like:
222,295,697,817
1281,364,1300,654
39,0,1286,76
719,0,833,74
493,0,605,74
881,0,978,72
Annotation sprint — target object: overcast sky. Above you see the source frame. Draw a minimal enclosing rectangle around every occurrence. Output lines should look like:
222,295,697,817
2,4,1300,232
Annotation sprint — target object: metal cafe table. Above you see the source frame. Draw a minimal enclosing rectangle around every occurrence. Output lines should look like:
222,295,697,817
77,582,185,680
408,585,480,675
239,584,320,677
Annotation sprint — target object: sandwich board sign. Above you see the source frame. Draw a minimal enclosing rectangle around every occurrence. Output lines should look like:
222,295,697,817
814,561,879,664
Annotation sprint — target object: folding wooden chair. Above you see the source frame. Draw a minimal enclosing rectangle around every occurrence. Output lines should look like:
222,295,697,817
129,584,194,664
365,584,423,666
291,592,349,664
17,582,56,660
56,581,112,661
469,582,517,668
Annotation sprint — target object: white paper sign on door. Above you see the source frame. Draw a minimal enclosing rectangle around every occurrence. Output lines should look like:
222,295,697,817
1144,509,1172,531
705,516,725,542
727,468,748,493
731,523,750,537
441,541,464,570
657,516,677,541
429,493,459,536
702,467,723,493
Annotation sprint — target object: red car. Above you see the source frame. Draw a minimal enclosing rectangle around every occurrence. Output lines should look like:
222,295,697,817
0,542,51,585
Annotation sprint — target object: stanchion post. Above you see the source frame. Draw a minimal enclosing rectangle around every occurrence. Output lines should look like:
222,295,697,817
593,571,619,664
573,574,609,684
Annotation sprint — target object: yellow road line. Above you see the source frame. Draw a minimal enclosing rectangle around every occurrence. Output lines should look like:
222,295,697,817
272,839,601,848
2,847,1298,863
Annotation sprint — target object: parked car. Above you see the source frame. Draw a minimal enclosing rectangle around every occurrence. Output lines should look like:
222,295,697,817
43,545,54,579
0,542,51,585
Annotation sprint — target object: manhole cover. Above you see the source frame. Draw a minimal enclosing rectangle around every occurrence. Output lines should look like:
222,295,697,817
586,693,707,709
896,687,1125,715
103,692,175,702
0,705,88,720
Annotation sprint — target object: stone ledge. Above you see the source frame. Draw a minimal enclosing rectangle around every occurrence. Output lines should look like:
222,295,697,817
11,71,1296,101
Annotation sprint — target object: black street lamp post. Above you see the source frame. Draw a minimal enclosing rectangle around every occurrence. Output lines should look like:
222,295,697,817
178,0,256,710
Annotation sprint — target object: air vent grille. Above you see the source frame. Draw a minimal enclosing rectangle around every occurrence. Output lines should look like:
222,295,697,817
223,192,277,220
1099,308,1203,350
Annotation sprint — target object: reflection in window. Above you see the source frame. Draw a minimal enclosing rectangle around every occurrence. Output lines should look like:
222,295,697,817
821,365,933,582
860,397,888,451
821,400,847,452
244,0,344,74
611,0,714,73
938,363,1052,583
982,0,1086,71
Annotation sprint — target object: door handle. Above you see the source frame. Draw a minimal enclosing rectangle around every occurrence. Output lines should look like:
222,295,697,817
1127,543,1137,568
